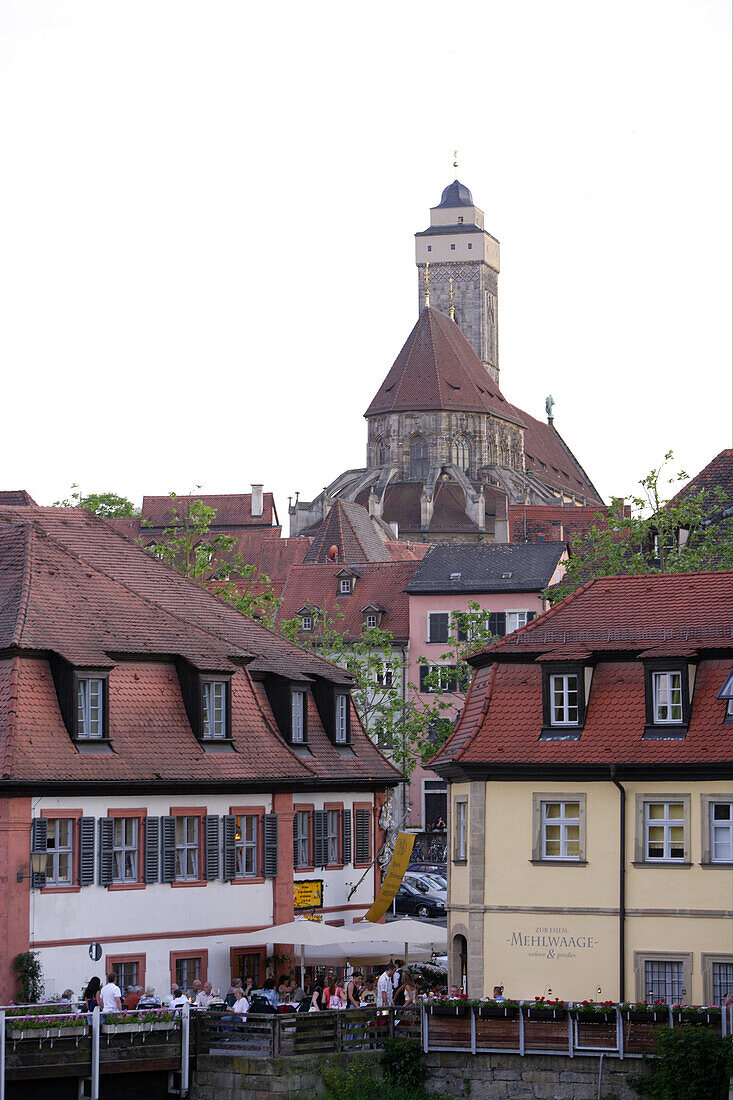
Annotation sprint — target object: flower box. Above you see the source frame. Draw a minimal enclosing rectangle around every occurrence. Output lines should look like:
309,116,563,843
476,1004,519,1019
148,1021,178,1032
8,1024,88,1040
673,1009,720,1026
624,1009,669,1023
102,1022,142,1034
525,1006,567,1021
428,1003,470,1017
571,1009,616,1023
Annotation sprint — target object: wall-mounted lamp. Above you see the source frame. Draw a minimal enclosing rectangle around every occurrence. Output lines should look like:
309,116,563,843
17,853,47,883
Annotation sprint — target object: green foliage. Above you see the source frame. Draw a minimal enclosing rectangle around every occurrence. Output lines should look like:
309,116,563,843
381,1037,428,1089
627,1025,733,1099
319,1052,449,1100
281,599,498,779
549,452,733,605
53,484,138,517
141,493,281,628
13,951,44,1003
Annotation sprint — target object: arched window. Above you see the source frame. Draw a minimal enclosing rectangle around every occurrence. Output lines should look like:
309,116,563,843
375,437,386,465
452,435,471,474
409,435,429,480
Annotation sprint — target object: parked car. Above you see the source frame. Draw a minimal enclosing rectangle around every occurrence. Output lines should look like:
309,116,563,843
394,881,446,919
403,871,447,903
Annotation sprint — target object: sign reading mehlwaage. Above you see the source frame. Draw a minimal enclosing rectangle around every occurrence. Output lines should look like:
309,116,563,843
363,832,415,923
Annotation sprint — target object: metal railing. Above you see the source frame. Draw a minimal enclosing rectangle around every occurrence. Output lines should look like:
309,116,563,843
422,1002,732,1060
0,1002,189,1100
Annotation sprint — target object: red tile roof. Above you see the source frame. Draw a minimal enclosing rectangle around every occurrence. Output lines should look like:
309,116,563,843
277,561,420,644
0,504,400,786
432,571,733,769
304,501,395,564
0,490,36,506
508,504,611,544
366,307,524,423
141,492,279,530
667,449,733,510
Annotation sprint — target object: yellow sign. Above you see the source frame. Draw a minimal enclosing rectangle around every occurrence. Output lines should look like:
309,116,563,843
294,879,323,910
363,832,415,923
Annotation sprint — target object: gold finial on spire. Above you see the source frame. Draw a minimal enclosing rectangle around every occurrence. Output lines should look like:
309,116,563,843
424,262,430,308
453,149,459,169
448,275,455,321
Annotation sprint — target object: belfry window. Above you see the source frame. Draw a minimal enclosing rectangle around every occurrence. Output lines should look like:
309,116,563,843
410,435,429,480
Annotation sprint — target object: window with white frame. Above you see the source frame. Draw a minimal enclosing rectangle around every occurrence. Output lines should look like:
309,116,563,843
506,611,531,633
45,818,73,885
428,612,449,644
301,615,313,632
645,802,685,861
541,801,581,860
335,694,348,742
77,677,104,738
326,810,339,864
235,814,258,878
419,664,458,693
652,671,683,723
456,611,485,643
202,681,227,739
711,802,733,863
294,811,310,868
454,801,467,861
339,578,353,595
291,690,306,743
175,816,199,880
112,818,138,883
365,613,378,629
375,662,394,688
550,674,579,726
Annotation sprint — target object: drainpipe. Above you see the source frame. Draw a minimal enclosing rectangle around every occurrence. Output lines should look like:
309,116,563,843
610,766,626,1002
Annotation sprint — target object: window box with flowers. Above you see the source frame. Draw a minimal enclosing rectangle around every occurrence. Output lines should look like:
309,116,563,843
7,1013,88,1041
620,1001,670,1023
475,999,520,1019
569,1000,617,1023
101,1009,180,1035
523,998,567,1021
671,1004,722,1026
427,996,471,1017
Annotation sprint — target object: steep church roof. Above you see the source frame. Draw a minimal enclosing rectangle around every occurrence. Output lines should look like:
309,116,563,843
365,307,523,425
436,180,474,207
304,500,395,564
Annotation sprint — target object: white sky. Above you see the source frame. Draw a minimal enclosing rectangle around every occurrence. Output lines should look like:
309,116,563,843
1,0,731,524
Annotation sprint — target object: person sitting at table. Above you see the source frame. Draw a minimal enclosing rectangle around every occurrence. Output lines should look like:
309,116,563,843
195,982,213,1009
170,987,188,1009
124,985,142,1010
137,987,160,1009
258,978,279,1009
207,988,225,1010
231,987,249,1016
288,977,305,1004
360,976,377,1005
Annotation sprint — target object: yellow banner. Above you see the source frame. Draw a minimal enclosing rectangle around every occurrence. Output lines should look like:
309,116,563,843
294,880,323,910
363,832,415,923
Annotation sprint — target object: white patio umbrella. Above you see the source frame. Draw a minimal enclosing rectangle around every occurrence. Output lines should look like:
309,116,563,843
229,917,399,986
354,917,447,966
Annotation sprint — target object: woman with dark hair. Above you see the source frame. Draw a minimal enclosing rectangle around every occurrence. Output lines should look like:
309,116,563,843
308,983,323,1012
83,976,102,1012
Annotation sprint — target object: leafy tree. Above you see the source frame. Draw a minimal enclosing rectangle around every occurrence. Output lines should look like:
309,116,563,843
142,494,281,627
13,951,44,1003
53,484,138,517
549,452,733,605
281,600,498,777
628,1025,733,1099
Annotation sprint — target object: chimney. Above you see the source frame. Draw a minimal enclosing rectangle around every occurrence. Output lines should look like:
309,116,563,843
251,484,263,519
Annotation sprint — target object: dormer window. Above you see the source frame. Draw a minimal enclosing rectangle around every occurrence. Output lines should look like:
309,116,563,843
541,664,587,739
291,690,306,743
301,615,313,632
643,660,690,738
550,674,579,725
202,680,228,740
335,694,349,743
77,677,105,739
716,668,733,722
365,613,377,629
652,672,683,724
339,578,353,595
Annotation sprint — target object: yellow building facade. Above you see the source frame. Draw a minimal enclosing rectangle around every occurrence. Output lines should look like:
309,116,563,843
433,573,733,1007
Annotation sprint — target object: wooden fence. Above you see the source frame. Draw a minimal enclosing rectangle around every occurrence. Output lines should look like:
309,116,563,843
195,1006,421,1059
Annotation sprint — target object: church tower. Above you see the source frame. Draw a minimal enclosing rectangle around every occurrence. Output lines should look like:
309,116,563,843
415,180,500,385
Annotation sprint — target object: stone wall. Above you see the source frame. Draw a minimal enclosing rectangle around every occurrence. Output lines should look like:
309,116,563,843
191,1048,649,1100
424,1050,649,1099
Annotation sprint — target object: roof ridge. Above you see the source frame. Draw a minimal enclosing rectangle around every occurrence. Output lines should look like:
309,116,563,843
455,661,496,762
2,655,21,779
10,523,35,649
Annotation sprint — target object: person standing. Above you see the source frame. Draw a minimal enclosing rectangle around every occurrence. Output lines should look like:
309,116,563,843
100,973,122,1014
377,963,395,1007
83,976,102,1012
346,971,363,1009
